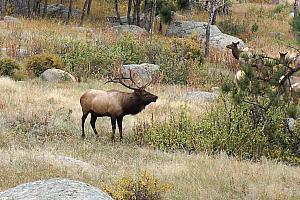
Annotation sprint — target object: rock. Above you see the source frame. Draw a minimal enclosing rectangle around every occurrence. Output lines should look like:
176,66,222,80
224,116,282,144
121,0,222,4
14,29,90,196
2,16,21,24
0,47,29,58
121,63,160,83
182,91,219,102
167,20,244,48
107,15,145,26
110,25,148,37
286,118,296,131
40,68,76,82
47,4,81,18
0,178,113,200
211,87,220,94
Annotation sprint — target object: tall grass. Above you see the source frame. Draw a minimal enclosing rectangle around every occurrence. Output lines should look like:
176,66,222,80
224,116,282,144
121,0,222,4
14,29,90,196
0,77,300,199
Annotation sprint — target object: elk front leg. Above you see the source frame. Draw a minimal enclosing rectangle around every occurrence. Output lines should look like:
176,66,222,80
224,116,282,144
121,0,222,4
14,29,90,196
110,117,117,142
117,116,124,141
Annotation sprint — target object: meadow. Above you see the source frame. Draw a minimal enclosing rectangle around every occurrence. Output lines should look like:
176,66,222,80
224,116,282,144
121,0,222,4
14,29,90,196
1,1,300,199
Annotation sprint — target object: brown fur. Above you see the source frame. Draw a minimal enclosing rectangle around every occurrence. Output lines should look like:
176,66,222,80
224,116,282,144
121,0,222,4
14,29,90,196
226,41,241,60
80,88,158,141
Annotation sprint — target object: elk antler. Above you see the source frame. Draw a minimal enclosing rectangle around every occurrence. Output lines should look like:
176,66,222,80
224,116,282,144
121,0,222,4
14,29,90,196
106,69,141,90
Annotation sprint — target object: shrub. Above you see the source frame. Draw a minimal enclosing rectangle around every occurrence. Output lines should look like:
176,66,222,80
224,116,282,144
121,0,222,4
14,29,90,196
104,171,173,200
159,4,173,24
25,53,65,77
176,0,190,10
0,58,20,77
291,15,300,42
111,35,146,64
147,37,204,85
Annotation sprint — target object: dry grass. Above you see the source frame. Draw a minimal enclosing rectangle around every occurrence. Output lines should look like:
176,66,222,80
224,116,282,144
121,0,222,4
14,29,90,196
0,77,300,199
1,2,300,199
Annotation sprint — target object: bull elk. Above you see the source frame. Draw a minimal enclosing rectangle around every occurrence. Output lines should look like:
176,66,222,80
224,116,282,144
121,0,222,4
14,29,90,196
80,71,158,141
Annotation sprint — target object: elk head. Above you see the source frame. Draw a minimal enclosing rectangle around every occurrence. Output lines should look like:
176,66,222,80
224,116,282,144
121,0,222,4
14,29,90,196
226,41,241,60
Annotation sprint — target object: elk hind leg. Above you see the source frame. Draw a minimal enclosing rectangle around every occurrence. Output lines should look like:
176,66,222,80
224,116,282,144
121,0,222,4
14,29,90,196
81,112,89,139
117,117,123,141
90,113,98,135
110,117,117,142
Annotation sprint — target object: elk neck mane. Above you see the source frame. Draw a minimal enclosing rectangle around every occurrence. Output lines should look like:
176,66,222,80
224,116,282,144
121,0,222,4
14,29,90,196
121,91,146,115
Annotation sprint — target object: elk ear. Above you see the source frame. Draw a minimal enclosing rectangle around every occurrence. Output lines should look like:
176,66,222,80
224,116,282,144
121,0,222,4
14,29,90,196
234,41,239,46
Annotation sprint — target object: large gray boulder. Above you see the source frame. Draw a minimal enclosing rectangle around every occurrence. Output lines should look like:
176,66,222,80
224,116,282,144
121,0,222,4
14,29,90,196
167,20,244,49
122,63,160,83
110,25,147,37
0,178,113,200
47,4,81,18
40,68,76,82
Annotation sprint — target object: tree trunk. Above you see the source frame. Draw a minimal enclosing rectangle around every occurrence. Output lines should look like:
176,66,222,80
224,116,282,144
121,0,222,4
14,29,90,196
205,0,217,57
149,0,156,38
87,0,92,15
42,0,47,17
133,0,137,24
27,0,30,17
66,0,72,23
294,0,300,17
114,0,121,24
143,0,149,31
136,0,140,26
127,0,132,25
211,9,217,25
1,0,7,19
79,0,88,26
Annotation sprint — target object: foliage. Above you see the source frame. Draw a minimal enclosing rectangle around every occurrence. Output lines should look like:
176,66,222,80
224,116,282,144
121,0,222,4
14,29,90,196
291,15,300,42
147,37,204,85
131,103,300,164
104,171,173,200
159,4,173,24
111,35,146,64
0,58,20,77
25,53,65,77
131,53,300,165
176,0,190,10
218,15,258,42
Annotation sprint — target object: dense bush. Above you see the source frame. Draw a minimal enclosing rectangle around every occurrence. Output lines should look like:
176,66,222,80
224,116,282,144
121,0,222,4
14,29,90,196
131,53,300,165
25,53,65,77
176,0,190,10
218,16,258,41
111,35,147,64
132,102,300,164
0,58,20,77
105,171,172,200
148,37,204,85
50,36,208,86
291,15,300,43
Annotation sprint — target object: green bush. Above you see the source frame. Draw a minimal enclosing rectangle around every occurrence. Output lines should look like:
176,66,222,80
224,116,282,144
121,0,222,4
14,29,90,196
105,171,173,200
147,37,204,85
219,18,247,37
176,0,190,10
0,58,20,77
25,53,65,77
291,15,300,41
55,39,114,79
111,35,146,64
131,103,300,164
159,4,173,24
